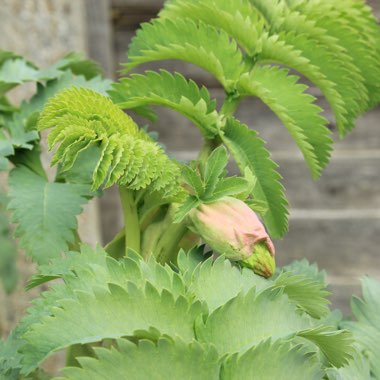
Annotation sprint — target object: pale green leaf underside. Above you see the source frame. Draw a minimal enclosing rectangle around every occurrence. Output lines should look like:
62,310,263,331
221,340,323,380
221,118,288,238
238,65,332,179
110,70,219,138
8,167,90,264
58,338,220,380
124,18,244,91
38,87,181,197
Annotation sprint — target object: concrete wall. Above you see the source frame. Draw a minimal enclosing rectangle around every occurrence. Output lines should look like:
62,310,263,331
0,0,101,349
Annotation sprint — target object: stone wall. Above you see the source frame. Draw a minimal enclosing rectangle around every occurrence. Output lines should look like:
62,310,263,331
0,0,101,346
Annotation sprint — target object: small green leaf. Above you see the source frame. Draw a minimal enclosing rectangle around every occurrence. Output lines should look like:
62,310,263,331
297,326,354,367
182,166,204,197
174,196,201,223
273,272,331,319
221,118,288,238
205,177,249,201
204,146,229,196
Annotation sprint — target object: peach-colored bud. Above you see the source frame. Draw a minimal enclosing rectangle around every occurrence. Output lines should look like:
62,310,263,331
189,197,275,277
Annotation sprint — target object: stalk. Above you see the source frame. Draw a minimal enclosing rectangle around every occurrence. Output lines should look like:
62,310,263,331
119,186,140,255
151,204,189,264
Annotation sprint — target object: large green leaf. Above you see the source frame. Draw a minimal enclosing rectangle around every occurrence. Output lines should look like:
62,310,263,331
196,287,352,366
238,65,332,178
221,118,288,238
110,71,219,138
221,340,323,380
20,283,202,374
184,256,268,313
289,0,380,111
160,0,265,55
343,277,380,378
257,32,349,135
8,167,91,264
124,18,244,91
58,338,220,380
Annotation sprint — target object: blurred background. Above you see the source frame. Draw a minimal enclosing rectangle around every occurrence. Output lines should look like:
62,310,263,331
0,0,379,338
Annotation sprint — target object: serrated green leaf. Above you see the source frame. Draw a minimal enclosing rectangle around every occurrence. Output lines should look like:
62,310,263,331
8,167,91,264
280,258,327,286
273,272,331,319
221,339,323,380
196,288,312,355
160,0,265,56
326,350,372,380
238,65,332,178
58,338,220,380
203,146,229,196
257,32,350,135
47,51,102,80
254,2,373,135
174,196,200,223
290,0,380,111
205,177,249,201
297,325,354,367
20,283,202,374
0,59,40,92
342,277,380,378
0,331,24,379
181,166,204,197
124,18,244,91
221,118,288,238
110,71,219,138
186,256,269,313
0,71,111,167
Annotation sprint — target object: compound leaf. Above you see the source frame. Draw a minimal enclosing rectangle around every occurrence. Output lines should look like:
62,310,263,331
110,71,219,138
221,118,288,238
238,66,332,178
124,18,244,91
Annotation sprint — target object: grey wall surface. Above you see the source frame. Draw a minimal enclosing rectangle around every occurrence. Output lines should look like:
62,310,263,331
0,3,102,366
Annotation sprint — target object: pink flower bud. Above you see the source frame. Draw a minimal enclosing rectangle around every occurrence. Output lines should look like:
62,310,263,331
189,197,275,277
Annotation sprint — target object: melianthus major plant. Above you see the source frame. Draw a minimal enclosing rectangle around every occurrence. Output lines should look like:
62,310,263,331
1,0,380,378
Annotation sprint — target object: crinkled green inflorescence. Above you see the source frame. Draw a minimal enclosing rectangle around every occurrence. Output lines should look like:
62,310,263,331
38,87,182,198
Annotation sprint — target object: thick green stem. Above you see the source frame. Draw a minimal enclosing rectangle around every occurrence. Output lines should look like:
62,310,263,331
119,187,140,255
105,228,126,259
155,221,189,264
151,204,189,264
220,95,241,117
197,94,241,163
